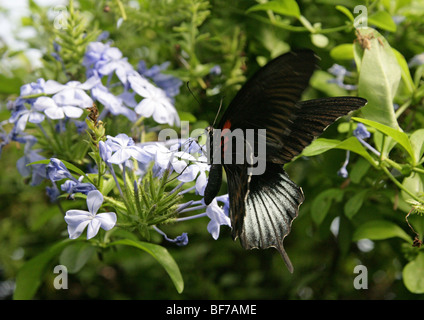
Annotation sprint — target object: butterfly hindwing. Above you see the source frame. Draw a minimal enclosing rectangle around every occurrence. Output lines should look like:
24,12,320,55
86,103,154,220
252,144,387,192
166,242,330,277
224,162,304,273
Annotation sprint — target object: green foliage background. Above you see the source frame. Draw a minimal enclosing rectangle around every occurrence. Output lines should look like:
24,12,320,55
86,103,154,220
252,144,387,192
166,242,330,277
1,0,424,299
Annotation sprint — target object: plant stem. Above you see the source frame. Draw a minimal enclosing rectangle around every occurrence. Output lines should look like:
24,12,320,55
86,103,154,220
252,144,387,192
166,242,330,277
381,165,423,204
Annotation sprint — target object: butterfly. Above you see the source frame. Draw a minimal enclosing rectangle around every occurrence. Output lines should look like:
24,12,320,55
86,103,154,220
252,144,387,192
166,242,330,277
203,49,367,272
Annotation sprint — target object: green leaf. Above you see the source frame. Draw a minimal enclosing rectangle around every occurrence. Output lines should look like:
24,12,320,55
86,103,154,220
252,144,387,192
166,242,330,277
354,27,401,129
14,240,71,300
60,159,88,178
344,190,367,219
335,5,354,22
368,11,397,32
403,252,424,294
349,157,371,184
353,117,415,164
108,239,184,293
401,173,424,202
410,129,424,165
311,188,344,225
330,43,354,60
178,111,197,122
392,48,415,95
59,242,95,274
246,0,301,18
302,137,377,167
352,220,412,243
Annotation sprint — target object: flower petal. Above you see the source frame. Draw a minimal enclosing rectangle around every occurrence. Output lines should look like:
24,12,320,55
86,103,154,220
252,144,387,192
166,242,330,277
44,107,65,120
87,219,102,239
43,80,65,94
67,220,91,239
95,212,117,231
33,96,58,112
63,106,84,118
108,149,130,164
134,99,155,117
86,190,103,214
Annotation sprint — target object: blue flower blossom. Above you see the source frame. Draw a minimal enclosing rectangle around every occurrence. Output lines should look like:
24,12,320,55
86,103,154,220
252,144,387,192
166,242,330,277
16,135,47,185
61,176,97,198
353,123,371,139
8,103,45,132
138,60,183,99
353,123,381,156
127,72,180,126
153,226,189,246
337,150,350,178
209,65,222,76
134,85,180,126
47,158,76,182
171,153,209,195
65,190,117,239
33,96,82,120
408,53,424,68
206,197,231,240
176,194,231,240
106,133,150,164
19,78,46,98
328,64,358,90
83,41,133,84
91,83,137,121
44,77,98,107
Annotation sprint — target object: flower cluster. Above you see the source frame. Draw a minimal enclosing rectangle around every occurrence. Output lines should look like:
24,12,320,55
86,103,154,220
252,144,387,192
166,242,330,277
1,41,182,185
1,38,230,245
60,132,230,241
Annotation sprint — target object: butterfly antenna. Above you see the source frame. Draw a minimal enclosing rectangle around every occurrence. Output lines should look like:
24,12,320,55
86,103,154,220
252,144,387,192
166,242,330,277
186,81,201,106
212,97,224,128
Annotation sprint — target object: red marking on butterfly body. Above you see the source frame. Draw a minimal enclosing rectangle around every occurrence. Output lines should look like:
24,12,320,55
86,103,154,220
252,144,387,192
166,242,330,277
221,120,231,152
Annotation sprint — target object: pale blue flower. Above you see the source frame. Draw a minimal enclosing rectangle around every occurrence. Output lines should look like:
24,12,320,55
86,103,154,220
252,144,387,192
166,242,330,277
61,176,97,197
33,96,83,120
47,158,76,182
209,65,221,76
354,123,380,156
44,77,98,108
153,226,188,246
8,103,45,132
206,197,231,240
138,61,183,99
91,83,137,121
171,153,209,195
99,140,112,163
134,85,180,126
328,64,358,90
353,123,371,139
20,78,46,97
408,53,424,67
84,42,133,84
127,72,180,126
16,135,47,185
106,133,150,164
337,151,350,178
64,190,117,239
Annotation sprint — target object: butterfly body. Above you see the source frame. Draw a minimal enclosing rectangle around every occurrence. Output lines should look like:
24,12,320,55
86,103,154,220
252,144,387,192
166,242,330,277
204,50,367,272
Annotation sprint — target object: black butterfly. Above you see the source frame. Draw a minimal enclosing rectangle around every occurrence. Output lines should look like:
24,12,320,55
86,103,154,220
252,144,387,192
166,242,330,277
203,49,367,272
